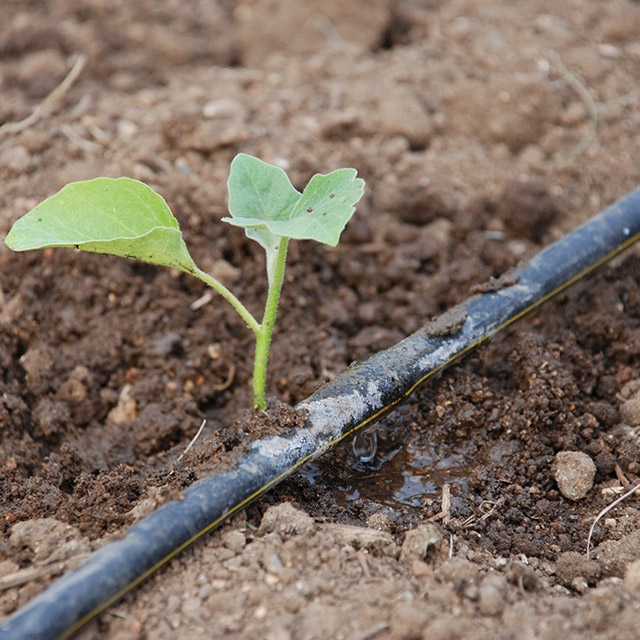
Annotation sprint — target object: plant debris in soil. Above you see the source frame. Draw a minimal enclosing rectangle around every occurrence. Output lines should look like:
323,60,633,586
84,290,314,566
2,0,640,638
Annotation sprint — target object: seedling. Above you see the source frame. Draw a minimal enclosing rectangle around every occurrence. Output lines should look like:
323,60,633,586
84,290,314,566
4,153,365,411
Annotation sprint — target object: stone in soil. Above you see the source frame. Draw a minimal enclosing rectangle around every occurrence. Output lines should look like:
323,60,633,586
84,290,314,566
551,451,597,501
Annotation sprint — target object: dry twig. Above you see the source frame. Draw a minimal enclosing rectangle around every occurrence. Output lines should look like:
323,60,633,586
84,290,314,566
587,480,640,560
178,419,207,462
0,53,87,138
0,554,89,592
545,50,598,166
441,483,451,525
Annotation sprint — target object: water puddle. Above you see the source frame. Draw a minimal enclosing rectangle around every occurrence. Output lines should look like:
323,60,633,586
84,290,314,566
301,430,475,511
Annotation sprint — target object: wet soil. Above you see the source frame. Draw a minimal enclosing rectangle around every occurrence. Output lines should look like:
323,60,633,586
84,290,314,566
2,1,640,638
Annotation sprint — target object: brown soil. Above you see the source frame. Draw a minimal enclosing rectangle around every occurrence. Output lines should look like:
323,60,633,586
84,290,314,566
2,1,640,638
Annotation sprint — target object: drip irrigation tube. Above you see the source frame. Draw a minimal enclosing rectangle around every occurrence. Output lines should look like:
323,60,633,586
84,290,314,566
3,186,640,640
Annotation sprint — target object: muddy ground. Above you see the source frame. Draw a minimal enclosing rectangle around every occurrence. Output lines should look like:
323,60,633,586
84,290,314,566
2,0,640,638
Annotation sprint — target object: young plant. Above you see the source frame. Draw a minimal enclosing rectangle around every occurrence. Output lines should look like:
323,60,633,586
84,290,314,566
4,153,365,411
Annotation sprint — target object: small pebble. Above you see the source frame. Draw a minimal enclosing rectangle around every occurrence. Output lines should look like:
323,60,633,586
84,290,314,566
264,573,279,586
9,518,85,563
555,551,601,587
365,511,392,533
438,557,478,584
0,560,19,578
571,576,590,594
478,573,507,616
390,600,430,638
221,529,246,554
181,596,202,617
203,97,249,120
551,451,596,500
106,383,137,424
400,524,444,563
0,146,31,174
624,559,640,594
411,559,431,577
264,553,284,574
259,503,315,537
518,144,546,172
254,604,268,619
356,302,376,326
620,393,640,426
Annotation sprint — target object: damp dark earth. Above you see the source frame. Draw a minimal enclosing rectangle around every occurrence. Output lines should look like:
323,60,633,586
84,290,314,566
3,1,640,638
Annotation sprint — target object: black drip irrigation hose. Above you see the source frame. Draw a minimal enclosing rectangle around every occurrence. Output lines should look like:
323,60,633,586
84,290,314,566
3,186,640,640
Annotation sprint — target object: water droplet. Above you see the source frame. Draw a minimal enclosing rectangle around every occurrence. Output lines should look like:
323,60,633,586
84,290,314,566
352,428,378,463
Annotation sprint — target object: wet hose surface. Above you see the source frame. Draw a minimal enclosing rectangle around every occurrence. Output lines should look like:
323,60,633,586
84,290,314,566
2,186,640,639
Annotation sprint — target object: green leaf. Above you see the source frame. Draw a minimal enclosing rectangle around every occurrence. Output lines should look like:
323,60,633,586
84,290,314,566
225,153,300,253
281,168,364,246
4,177,200,275
223,154,365,247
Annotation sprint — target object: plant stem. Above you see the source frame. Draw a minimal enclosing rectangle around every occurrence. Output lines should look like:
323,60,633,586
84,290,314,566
253,237,289,411
192,239,289,412
192,267,261,335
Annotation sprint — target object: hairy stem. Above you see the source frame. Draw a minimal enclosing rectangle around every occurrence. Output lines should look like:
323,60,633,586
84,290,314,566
192,267,260,335
253,237,289,411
